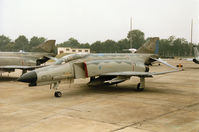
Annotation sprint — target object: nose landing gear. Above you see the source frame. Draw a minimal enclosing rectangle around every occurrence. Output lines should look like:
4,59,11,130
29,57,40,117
50,81,62,97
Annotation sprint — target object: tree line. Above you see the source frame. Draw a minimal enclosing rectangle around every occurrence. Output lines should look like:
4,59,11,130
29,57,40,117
0,35,46,52
0,29,198,57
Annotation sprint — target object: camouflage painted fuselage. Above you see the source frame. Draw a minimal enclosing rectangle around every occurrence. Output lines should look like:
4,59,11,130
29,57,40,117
0,52,54,66
30,53,157,86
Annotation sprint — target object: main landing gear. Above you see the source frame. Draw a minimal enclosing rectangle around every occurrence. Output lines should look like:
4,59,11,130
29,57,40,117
136,77,145,91
50,81,62,97
54,91,62,97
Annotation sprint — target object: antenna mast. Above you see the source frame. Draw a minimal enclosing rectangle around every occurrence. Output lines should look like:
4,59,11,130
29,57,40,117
190,19,193,56
129,17,133,48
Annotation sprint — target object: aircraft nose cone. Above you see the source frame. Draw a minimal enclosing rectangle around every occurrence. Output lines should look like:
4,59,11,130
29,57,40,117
17,71,37,83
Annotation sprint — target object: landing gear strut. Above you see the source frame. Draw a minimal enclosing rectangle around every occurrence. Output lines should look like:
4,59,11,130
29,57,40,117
22,70,27,75
50,81,62,97
136,77,145,91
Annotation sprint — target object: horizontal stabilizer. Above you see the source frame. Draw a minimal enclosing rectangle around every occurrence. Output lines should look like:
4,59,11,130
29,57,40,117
152,58,178,70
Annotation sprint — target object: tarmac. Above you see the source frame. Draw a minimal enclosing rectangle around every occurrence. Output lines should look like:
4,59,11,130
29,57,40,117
0,59,199,132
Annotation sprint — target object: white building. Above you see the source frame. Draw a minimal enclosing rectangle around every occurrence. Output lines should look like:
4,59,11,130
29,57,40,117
57,47,90,54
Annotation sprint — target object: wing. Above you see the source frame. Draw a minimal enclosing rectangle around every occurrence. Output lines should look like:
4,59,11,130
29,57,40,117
101,70,179,77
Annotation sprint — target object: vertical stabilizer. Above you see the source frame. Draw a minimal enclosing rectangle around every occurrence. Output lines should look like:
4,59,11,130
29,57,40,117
193,46,199,58
32,40,56,54
136,37,159,54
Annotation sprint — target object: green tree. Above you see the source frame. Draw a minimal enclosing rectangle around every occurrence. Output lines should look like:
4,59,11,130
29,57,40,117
5,42,15,51
0,35,11,51
117,38,129,53
102,40,118,53
159,36,191,57
58,37,80,48
90,41,102,53
14,35,29,51
127,29,145,49
79,43,90,48
30,36,46,48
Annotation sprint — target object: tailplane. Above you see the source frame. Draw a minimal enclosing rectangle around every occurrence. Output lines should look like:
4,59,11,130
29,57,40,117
32,40,56,54
136,37,159,54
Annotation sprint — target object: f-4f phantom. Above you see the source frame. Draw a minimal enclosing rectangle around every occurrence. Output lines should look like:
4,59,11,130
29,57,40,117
18,37,179,97
0,40,56,75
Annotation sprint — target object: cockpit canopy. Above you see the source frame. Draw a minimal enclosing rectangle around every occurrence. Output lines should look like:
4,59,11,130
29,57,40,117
56,53,89,65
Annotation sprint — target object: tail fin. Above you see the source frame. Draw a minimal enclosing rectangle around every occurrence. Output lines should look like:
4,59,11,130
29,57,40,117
32,40,56,54
193,46,199,58
136,37,159,54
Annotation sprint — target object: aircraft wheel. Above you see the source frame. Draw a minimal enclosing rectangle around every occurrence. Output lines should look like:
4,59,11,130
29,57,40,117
54,91,62,97
136,83,144,91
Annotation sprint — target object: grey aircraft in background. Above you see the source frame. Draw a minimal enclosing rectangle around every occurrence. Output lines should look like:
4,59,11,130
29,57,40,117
18,37,179,97
0,40,56,75
185,46,199,64
193,46,199,64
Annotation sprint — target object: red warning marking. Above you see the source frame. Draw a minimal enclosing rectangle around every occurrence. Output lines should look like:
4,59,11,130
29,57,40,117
84,62,88,78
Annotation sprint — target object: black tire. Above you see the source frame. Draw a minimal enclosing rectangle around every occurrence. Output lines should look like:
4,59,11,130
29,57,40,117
136,83,144,91
54,91,62,97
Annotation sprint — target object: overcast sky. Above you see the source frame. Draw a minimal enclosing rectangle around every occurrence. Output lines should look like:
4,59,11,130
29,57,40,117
0,0,199,44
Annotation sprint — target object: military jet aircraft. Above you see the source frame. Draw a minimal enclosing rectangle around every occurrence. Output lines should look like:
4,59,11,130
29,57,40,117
18,37,179,97
193,46,199,64
186,46,199,64
0,40,56,75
